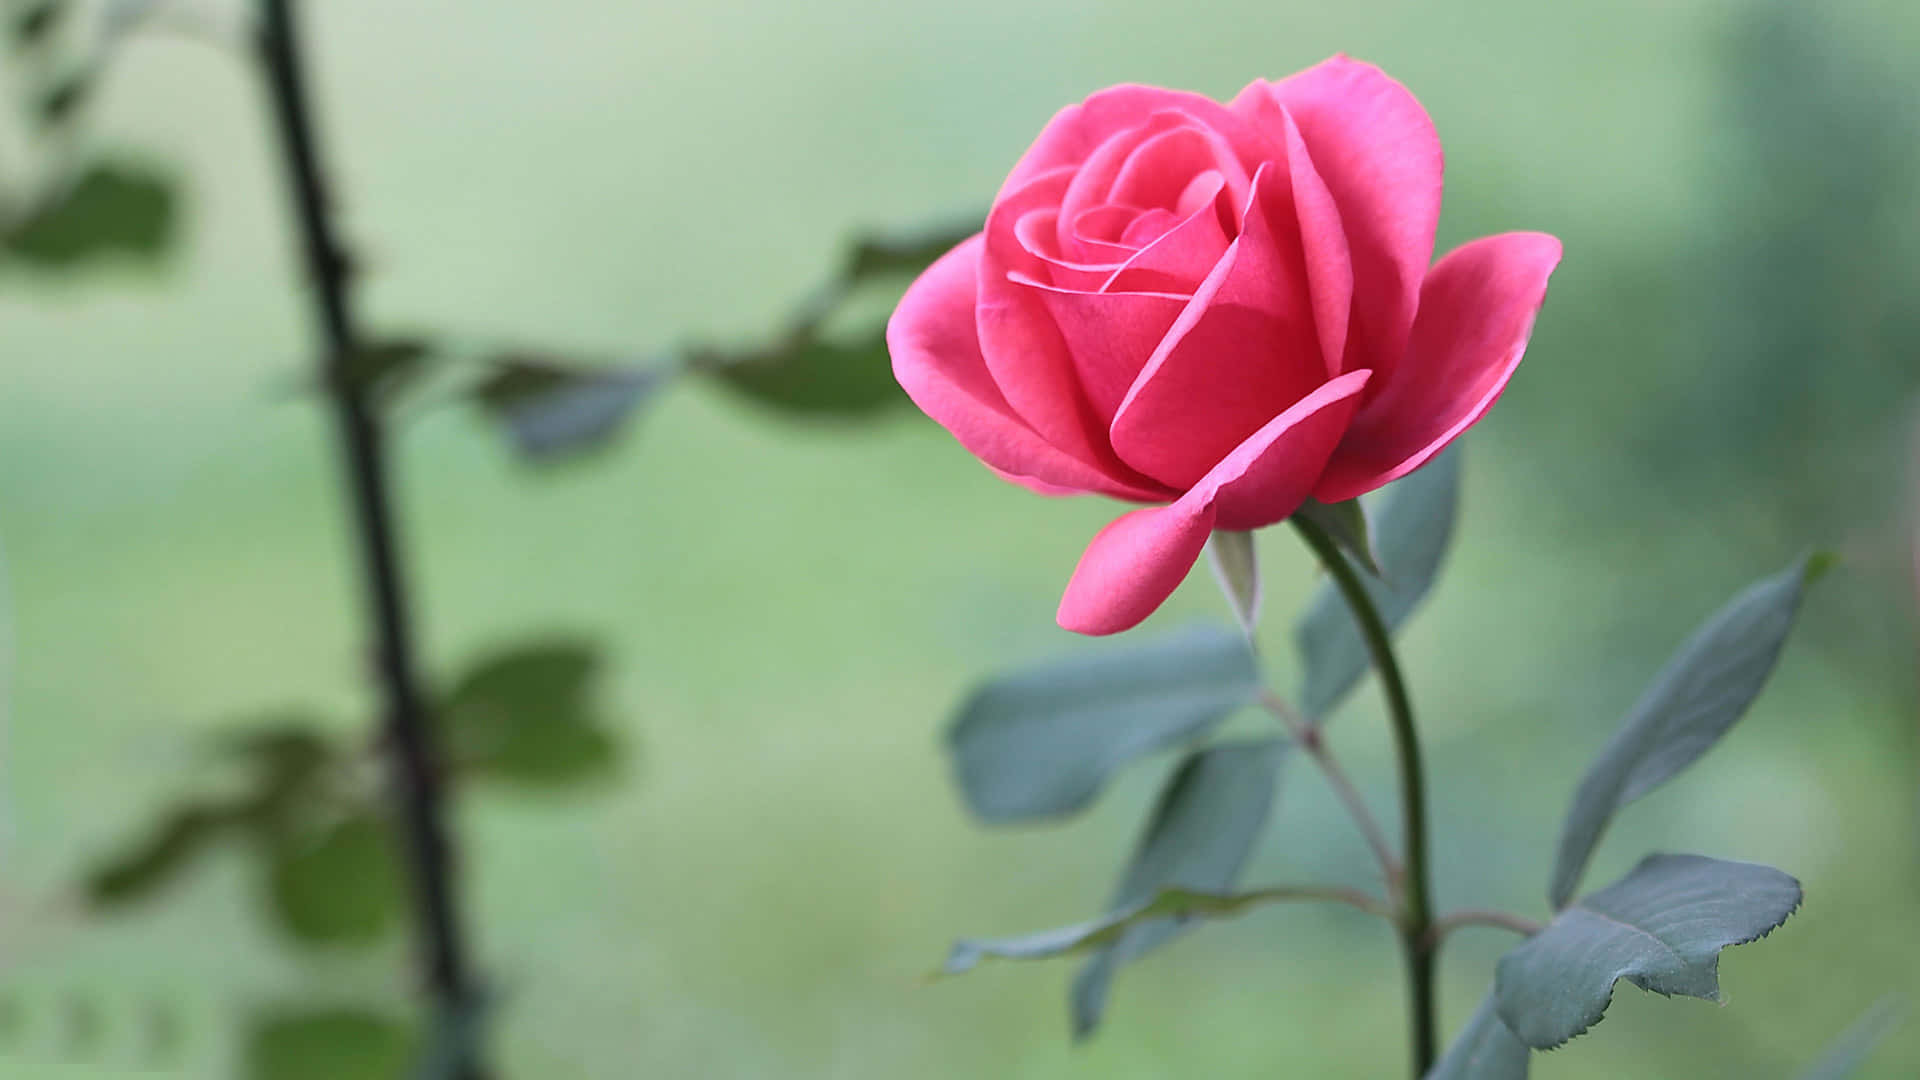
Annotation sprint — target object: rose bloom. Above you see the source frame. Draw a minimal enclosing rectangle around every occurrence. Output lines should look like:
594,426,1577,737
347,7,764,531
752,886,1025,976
888,57,1561,635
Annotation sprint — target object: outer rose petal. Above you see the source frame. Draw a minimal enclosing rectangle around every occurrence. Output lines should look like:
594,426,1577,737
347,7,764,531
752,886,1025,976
887,235,1173,502
1314,232,1563,502
1059,370,1371,634
1234,57,1442,383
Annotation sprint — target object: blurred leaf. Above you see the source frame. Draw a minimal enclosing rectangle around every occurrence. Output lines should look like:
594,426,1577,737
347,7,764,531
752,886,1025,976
83,803,234,907
474,354,669,462
704,330,907,419
215,720,338,822
1072,738,1288,1039
844,216,978,281
1496,854,1801,1050
1295,447,1459,721
35,70,89,126
4,162,177,267
441,639,620,789
1295,498,1380,576
245,1008,414,1080
265,813,403,945
1425,992,1529,1080
946,624,1258,823
339,338,433,405
1204,531,1260,636
1798,997,1904,1080
12,1,63,47
1548,554,1827,907
944,882,1374,976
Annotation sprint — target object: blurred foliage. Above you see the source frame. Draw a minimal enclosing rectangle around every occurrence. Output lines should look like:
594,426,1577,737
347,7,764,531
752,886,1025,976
244,1008,416,1080
2,162,178,268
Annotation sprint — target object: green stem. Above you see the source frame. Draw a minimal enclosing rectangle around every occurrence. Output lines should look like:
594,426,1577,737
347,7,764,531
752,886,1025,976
1291,515,1436,1077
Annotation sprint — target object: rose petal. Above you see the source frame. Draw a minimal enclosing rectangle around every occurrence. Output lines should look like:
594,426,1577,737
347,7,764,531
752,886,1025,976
1002,85,1271,200
888,235,1173,502
1058,370,1371,634
979,169,1149,474
1102,172,1233,294
1014,273,1189,422
1234,57,1442,383
1280,108,1354,379
1108,163,1326,488
1315,231,1562,502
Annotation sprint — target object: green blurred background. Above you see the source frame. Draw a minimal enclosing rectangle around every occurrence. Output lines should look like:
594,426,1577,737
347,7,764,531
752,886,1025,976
4,0,1920,1075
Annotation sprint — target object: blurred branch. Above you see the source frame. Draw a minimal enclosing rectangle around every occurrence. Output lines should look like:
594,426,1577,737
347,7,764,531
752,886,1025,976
253,2,486,1077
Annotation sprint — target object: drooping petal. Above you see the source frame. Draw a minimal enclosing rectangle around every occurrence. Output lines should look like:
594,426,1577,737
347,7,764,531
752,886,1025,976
1108,164,1326,489
1315,232,1562,502
1058,370,1371,634
1233,57,1442,382
888,236,1173,502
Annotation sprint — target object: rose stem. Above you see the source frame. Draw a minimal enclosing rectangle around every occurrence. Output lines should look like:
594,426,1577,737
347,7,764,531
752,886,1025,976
1291,514,1437,1077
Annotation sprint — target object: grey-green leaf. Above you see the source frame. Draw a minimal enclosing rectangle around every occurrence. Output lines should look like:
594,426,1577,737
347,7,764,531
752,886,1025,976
1425,992,1529,1080
1496,853,1801,1050
1547,554,1827,907
1798,997,1903,1080
1295,498,1380,576
1205,531,1260,636
944,884,1334,976
946,624,1259,823
1072,738,1288,1039
1295,447,1459,721
474,355,669,462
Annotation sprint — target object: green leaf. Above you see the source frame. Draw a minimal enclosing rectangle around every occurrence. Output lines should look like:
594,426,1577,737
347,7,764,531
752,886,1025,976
1072,738,1288,1039
705,330,907,419
1798,997,1903,1080
1547,555,1826,907
4,162,178,267
1495,853,1800,1050
844,216,980,281
264,813,403,945
946,624,1259,823
35,70,89,126
1295,498,1380,576
473,354,669,462
12,2,63,47
1424,992,1529,1080
338,338,434,406
943,884,1347,976
245,1008,414,1080
1205,531,1260,636
441,639,621,789
83,803,234,906
1295,447,1459,721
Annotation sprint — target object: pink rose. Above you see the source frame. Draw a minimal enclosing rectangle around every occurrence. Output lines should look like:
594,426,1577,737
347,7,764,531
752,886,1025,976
888,57,1562,635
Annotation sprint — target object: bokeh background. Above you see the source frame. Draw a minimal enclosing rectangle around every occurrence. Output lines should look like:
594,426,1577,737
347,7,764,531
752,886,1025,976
4,0,1919,1075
